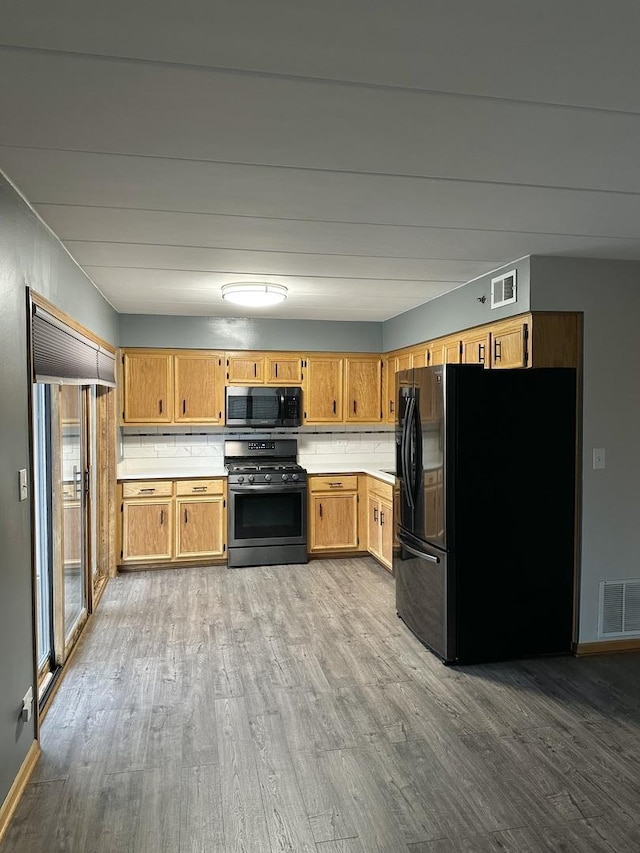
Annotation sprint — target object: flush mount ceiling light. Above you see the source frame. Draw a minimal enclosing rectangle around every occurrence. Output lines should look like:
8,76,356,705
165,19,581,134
221,282,288,307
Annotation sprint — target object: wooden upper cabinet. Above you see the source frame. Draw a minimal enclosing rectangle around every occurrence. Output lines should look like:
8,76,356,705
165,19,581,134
411,347,428,369
265,354,304,385
226,354,264,384
382,357,395,424
490,317,528,369
393,351,412,373
345,357,382,422
461,328,491,366
122,352,173,423
304,357,343,423
441,336,462,364
428,340,444,366
174,353,224,423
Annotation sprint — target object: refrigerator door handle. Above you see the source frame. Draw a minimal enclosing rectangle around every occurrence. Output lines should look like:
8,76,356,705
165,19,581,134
403,397,416,509
399,536,440,563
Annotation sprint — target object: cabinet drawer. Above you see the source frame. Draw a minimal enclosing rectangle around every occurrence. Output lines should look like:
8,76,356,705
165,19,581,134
122,480,173,498
308,475,358,493
175,479,225,496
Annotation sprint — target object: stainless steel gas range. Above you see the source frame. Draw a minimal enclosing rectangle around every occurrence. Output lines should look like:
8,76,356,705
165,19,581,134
224,439,308,568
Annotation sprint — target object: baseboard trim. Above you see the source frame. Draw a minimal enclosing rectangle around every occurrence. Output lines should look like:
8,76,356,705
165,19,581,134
0,740,40,844
574,638,640,656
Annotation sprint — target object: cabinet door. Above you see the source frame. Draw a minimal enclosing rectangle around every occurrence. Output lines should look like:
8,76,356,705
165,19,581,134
367,495,381,559
345,358,382,423
174,354,224,423
123,352,172,423
462,330,491,367
382,358,395,425
175,497,225,558
304,357,343,423
122,499,172,562
379,498,393,571
412,348,427,369
265,355,303,385
428,341,444,366
491,320,528,368
309,493,358,551
394,352,412,373
227,355,264,384
442,337,462,364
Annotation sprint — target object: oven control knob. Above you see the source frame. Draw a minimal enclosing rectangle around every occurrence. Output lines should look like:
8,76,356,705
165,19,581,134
292,473,299,481
264,474,272,482
248,474,255,483
282,473,289,481
237,475,244,483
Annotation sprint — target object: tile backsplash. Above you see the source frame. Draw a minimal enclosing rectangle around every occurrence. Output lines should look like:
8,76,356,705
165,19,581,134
120,426,395,468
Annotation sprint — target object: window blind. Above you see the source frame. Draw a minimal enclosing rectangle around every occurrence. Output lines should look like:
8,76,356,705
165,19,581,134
32,304,116,386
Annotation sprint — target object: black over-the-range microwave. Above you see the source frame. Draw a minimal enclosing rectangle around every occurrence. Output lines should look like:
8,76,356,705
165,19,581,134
225,386,303,428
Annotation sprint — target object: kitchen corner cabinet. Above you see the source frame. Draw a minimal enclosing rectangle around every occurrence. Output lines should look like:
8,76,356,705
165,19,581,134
366,476,393,572
308,475,360,553
121,349,224,425
304,357,344,423
119,478,226,567
345,357,382,422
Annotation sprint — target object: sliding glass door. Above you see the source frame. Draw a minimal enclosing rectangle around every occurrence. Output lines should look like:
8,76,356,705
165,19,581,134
33,383,99,696
61,385,86,642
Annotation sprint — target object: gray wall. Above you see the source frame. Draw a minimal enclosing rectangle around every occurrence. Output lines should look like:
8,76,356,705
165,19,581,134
119,314,382,352
382,257,531,351
0,173,117,806
530,256,640,643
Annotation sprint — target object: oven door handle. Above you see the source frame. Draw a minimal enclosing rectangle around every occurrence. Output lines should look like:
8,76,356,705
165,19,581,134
229,484,306,493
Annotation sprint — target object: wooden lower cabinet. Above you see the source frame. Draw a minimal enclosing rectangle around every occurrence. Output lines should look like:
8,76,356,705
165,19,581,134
307,475,360,553
175,497,225,559
119,478,226,566
122,498,173,562
366,477,394,571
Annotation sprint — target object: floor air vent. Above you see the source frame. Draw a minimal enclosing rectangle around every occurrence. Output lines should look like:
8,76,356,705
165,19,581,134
599,580,640,637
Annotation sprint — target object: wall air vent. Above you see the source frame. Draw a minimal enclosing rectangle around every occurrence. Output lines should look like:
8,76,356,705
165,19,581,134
490,269,517,309
598,580,640,637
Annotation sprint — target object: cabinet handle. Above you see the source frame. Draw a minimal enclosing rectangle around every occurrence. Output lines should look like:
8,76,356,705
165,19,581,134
390,400,394,414
328,482,343,488
494,340,501,361
254,363,257,377
333,400,336,414
380,511,385,526
275,363,278,378
182,399,186,415
353,400,357,414
139,488,155,494
373,506,378,522
319,503,323,519
184,508,188,524
192,486,207,492
160,509,164,525
159,399,163,414
478,343,485,363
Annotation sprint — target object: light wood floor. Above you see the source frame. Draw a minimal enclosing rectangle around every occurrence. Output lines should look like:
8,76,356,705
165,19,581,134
4,559,640,852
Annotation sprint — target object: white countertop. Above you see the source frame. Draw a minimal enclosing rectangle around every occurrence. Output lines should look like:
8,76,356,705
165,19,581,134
117,458,395,484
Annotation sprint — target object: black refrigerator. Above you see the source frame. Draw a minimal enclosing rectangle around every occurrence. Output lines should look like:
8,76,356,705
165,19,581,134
394,364,577,665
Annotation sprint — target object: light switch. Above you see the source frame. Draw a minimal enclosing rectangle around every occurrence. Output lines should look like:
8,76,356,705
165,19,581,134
18,469,28,501
593,448,606,470
21,687,33,722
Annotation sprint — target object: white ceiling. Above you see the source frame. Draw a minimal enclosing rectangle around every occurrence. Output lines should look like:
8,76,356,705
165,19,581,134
2,1,640,321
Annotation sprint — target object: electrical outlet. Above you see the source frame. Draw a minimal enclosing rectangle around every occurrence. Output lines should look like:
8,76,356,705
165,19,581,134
21,687,33,722
593,448,606,470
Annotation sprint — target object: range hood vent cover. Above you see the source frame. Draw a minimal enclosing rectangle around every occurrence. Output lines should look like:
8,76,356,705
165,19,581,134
491,269,517,309
599,579,640,637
